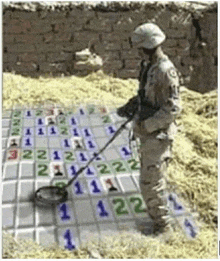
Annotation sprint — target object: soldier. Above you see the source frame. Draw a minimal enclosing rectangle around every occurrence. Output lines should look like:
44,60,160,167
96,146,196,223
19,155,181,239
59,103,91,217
117,23,181,234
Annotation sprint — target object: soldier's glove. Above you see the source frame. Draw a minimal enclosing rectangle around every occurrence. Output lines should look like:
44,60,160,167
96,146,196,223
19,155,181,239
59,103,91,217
117,96,139,118
117,96,158,121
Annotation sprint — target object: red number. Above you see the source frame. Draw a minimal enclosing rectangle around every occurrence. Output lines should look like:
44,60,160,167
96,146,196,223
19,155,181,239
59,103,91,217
8,149,18,160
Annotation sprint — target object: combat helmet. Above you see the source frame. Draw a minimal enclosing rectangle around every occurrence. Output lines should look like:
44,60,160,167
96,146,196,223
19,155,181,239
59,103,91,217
131,23,166,49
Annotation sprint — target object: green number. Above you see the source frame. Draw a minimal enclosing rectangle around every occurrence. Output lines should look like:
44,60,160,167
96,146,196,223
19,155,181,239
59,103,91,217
37,164,49,176
88,107,95,114
13,110,21,118
102,115,111,123
55,182,67,188
112,161,126,173
22,150,33,160
60,127,68,135
64,151,75,161
130,197,145,213
12,119,21,126
127,159,140,171
58,116,66,125
113,198,129,215
37,150,47,160
36,110,43,116
97,163,111,174
11,128,21,136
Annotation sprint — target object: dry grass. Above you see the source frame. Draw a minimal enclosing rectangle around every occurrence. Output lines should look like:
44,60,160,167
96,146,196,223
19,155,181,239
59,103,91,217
2,71,218,258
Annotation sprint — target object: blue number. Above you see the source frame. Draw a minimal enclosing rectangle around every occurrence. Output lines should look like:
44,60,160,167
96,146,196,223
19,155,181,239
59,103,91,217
86,167,94,175
70,165,77,176
168,194,183,211
60,204,70,221
73,128,79,136
184,218,197,238
26,128,31,135
54,151,61,160
84,129,91,137
64,230,75,250
122,147,131,156
50,127,56,135
80,109,84,115
38,128,44,135
75,181,83,194
27,111,31,117
79,152,87,162
97,200,109,217
64,139,70,147
93,152,101,161
25,138,31,146
108,126,115,134
38,118,43,125
71,117,77,125
91,180,101,193
88,141,95,149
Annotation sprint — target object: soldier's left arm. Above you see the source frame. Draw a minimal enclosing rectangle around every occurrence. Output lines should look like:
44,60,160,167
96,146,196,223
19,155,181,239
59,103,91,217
143,67,181,133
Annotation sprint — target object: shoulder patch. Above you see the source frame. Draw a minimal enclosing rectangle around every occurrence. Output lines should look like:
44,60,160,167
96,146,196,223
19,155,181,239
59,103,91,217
168,68,177,78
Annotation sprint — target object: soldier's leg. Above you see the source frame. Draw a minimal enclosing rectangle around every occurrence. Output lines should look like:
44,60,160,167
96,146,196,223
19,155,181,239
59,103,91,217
138,134,172,231
139,157,168,228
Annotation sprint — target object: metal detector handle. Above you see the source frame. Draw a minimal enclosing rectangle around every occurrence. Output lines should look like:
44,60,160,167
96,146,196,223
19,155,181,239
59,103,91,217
63,115,134,189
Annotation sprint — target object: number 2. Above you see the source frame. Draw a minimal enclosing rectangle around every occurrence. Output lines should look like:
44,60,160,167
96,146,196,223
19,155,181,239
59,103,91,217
113,198,129,215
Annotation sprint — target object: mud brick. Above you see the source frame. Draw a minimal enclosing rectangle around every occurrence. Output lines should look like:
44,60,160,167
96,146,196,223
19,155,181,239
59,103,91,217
177,39,190,49
163,39,178,48
124,59,141,69
103,60,123,70
54,32,72,43
10,10,39,20
47,52,72,62
175,47,190,57
14,34,42,44
121,40,130,50
63,20,83,32
7,44,35,53
157,11,173,29
121,50,139,59
34,43,63,53
163,47,177,57
62,42,88,52
3,34,15,43
102,51,120,62
101,33,129,43
166,29,187,39
118,69,139,79
68,8,84,21
3,10,11,20
113,18,134,32
17,53,45,63
84,18,112,33
104,42,121,51
3,54,17,63
42,11,67,20
11,62,38,72
40,62,67,72
74,31,99,43
31,21,52,34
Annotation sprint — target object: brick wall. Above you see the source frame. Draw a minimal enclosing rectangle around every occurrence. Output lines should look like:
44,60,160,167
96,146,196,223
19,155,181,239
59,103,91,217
3,1,217,93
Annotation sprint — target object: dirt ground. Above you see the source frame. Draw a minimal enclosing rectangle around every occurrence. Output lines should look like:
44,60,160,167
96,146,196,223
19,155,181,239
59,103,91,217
2,71,218,258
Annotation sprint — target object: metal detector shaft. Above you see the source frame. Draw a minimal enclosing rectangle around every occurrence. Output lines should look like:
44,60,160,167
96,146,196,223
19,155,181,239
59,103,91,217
63,116,134,189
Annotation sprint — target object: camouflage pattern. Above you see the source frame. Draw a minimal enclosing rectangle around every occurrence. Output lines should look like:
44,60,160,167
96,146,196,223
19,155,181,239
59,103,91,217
131,23,166,49
133,53,181,230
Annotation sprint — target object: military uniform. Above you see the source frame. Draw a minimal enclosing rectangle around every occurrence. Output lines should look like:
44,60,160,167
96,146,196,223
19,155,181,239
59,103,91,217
133,53,181,230
117,23,181,232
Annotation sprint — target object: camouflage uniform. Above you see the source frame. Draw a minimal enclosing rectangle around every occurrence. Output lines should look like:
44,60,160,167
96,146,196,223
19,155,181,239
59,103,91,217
134,54,180,230
117,23,181,231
